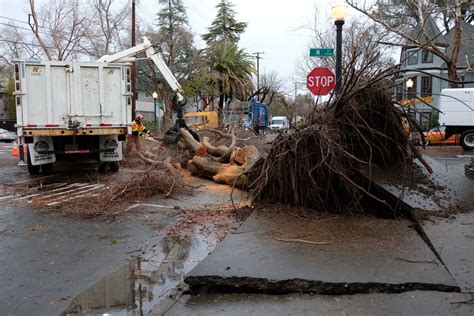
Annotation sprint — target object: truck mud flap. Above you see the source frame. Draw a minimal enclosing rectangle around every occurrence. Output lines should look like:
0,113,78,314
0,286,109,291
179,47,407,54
28,136,56,166
99,135,122,162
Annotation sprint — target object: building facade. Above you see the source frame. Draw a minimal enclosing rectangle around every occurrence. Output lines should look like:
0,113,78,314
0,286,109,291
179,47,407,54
395,20,474,129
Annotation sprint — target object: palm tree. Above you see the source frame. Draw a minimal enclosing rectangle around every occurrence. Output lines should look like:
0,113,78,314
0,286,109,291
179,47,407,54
207,41,255,125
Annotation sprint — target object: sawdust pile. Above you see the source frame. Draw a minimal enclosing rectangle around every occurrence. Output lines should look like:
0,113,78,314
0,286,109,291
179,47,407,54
166,203,252,242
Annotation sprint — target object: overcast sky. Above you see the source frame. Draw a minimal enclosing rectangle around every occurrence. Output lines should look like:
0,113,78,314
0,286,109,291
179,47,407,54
0,0,344,93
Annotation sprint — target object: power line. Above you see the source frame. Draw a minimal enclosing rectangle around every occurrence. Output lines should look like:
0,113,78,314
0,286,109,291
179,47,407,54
0,15,29,25
0,21,51,36
0,38,85,55
197,0,215,13
0,38,54,49
182,0,210,24
0,15,50,31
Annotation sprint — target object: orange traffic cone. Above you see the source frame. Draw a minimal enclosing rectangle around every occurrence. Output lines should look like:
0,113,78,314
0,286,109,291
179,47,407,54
11,141,19,157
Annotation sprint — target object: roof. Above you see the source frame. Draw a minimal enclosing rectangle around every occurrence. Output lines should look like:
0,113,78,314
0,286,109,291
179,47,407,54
405,15,448,47
443,20,474,68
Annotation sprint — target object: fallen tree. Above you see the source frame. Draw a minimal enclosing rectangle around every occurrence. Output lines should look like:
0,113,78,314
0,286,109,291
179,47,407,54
249,81,412,214
181,127,261,187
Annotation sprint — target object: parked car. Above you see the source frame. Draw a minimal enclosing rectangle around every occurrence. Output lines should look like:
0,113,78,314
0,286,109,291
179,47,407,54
269,116,289,130
419,126,460,145
0,128,16,142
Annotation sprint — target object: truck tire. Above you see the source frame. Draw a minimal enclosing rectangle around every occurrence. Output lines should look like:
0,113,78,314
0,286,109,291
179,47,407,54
41,163,53,174
98,162,120,173
459,130,474,151
27,148,40,175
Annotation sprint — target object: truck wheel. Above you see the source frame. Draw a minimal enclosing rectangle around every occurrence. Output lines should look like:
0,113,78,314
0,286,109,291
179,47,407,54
98,162,120,173
27,148,40,175
41,163,53,174
459,130,474,151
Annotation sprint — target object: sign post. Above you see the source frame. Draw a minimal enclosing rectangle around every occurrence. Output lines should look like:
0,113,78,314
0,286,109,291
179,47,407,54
306,67,335,96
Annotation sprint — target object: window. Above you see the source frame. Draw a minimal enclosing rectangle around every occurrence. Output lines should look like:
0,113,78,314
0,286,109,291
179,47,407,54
420,112,431,130
407,50,419,65
421,76,432,97
407,76,417,99
422,49,433,63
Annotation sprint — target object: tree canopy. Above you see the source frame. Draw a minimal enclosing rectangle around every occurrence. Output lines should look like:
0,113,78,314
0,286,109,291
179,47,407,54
202,0,247,45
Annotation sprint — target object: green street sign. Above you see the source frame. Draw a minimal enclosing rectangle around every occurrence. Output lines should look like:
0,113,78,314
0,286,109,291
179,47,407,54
310,48,334,57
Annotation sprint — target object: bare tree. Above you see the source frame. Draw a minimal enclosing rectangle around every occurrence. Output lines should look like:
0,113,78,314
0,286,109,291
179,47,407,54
28,0,53,60
346,0,469,87
34,0,91,60
296,14,395,86
0,23,44,65
81,0,131,59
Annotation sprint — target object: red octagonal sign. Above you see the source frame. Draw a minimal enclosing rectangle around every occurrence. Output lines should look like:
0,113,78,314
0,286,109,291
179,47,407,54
307,67,335,96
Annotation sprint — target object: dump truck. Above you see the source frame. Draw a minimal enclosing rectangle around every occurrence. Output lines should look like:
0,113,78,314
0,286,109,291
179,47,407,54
15,37,193,175
14,59,130,174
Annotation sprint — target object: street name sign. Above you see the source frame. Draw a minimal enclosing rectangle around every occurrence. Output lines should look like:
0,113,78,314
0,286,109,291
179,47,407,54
307,67,335,96
310,48,334,57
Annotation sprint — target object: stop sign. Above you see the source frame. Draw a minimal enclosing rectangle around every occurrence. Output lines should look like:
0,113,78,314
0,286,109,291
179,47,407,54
307,67,335,96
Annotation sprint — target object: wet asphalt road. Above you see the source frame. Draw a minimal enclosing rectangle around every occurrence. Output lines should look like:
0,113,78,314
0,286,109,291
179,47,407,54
0,142,176,315
0,142,241,315
420,145,473,176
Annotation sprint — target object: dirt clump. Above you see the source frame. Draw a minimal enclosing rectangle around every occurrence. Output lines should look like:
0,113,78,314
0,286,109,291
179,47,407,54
167,203,252,242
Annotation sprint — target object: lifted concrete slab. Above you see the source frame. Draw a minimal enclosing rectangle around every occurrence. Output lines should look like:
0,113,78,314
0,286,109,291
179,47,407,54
415,212,474,293
165,292,474,316
185,210,458,294
371,156,474,293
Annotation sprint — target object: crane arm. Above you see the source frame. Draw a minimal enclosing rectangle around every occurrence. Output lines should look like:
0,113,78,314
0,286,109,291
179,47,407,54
97,37,185,103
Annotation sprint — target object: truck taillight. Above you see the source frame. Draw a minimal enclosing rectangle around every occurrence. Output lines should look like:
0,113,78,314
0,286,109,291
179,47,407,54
16,96,21,105
127,97,131,105
15,82,20,91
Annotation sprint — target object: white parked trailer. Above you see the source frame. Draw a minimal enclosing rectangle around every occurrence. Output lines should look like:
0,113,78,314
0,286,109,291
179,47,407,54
14,60,131,174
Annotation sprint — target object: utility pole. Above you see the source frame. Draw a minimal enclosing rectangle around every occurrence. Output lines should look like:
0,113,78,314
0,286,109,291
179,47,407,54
252,52,264,100
294,82,298,127
131,0,137,120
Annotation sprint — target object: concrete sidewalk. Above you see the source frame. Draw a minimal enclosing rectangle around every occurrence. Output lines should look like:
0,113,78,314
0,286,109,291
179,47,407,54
184,211,457,294
161,155,473,315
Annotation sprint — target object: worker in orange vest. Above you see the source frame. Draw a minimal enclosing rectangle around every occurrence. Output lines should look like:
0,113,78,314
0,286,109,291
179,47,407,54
127,113,152,153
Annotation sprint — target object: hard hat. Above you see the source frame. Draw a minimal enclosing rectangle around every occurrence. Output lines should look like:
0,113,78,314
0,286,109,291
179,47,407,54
136,113,144,120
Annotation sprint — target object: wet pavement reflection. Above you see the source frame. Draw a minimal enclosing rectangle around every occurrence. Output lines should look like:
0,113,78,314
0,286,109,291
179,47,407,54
61,235,213,315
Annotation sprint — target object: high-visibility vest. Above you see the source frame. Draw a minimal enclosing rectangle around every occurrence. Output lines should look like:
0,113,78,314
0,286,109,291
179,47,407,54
132,121,147,135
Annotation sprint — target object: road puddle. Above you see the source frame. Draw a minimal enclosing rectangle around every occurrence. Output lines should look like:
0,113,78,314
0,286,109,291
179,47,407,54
61,235,214,315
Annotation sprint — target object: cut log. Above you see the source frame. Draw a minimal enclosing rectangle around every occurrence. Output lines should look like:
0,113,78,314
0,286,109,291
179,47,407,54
188,145,260,187
213,145,260,186
179,128,207,157
188,156,226,179
230,147,246,166
200,129,237,162
202,136,229,157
